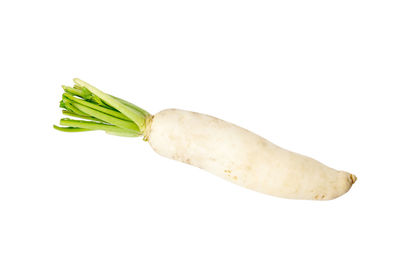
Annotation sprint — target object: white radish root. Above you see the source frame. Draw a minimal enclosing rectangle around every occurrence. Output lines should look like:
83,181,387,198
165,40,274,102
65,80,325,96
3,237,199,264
147,109,356,200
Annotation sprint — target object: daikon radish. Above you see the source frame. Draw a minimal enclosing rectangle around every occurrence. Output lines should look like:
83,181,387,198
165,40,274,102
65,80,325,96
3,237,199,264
54,79,357,200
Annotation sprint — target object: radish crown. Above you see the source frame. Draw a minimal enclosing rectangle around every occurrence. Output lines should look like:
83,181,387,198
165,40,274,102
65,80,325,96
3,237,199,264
54,79,151,138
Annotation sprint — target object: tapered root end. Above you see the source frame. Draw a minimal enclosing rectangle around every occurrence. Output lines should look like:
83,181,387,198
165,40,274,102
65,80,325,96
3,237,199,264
349,174,357,184
321,171,357,200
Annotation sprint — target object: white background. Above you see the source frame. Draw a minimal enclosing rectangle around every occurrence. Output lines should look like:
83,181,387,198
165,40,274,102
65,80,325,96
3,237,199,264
0,1,399,266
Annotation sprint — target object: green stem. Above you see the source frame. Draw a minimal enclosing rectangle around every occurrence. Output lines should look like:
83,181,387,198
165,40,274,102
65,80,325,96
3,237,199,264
60,119,139,136
74,78,148,132
111,96,151,118
62,85,86,98
63,92,130,121
63,100,88,116
54,79,151,138
53,125,93,132
72,102,140,131
62,110,103,122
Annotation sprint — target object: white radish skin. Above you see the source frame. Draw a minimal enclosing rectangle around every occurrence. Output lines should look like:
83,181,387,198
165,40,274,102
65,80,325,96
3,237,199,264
147,109,356,200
